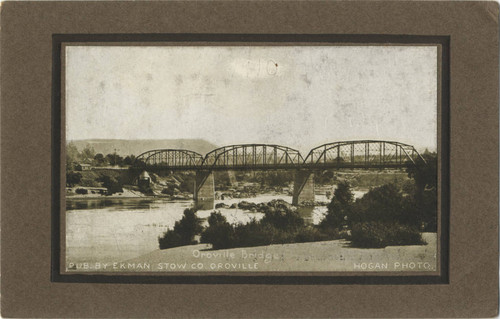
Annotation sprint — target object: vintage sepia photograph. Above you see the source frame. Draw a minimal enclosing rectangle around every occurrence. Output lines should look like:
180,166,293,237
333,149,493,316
63,44,439,274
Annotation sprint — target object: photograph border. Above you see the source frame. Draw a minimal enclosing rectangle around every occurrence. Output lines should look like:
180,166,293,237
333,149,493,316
51,33,450,285
2,2,497,317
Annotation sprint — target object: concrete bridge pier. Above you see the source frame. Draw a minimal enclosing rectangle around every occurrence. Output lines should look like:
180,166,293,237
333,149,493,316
194,170,215,210
292,170,315,206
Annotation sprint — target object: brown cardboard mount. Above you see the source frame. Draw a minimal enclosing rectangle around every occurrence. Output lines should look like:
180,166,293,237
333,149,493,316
1,1,498,318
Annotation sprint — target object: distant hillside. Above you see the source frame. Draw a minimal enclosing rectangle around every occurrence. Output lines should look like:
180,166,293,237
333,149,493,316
69,139,219,156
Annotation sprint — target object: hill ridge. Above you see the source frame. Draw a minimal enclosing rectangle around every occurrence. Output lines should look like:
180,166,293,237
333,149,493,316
69,139,218,157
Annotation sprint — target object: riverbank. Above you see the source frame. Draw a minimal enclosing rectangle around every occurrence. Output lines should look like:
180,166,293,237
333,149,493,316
66,187,147,199
67,233,437,273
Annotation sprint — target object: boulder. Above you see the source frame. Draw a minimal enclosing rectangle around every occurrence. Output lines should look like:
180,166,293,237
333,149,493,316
238,201,258,210
215,203,230,209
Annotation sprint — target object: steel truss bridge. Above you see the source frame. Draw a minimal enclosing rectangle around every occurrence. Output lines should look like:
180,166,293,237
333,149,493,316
133,140,426,171
133,140,426,208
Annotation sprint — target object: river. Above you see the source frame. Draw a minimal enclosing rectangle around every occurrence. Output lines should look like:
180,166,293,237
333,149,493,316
65,190,367,266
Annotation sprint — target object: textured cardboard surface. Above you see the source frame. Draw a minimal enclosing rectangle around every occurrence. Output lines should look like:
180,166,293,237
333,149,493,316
1,1,498,317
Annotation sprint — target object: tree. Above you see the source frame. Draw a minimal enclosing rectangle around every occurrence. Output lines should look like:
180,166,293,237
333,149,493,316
79,144,96,163
123,155,136,166
406,153,437,198
174,208,203,243
333,181,354,205
350,183,407,225
94,153,106,166
105,153,123,166
159,209,203,249
66,142,79,171
98,175,123,194
320,181,354,229
200,212,235,250
261,206,304,230
66,171,82,187
406,153,438,231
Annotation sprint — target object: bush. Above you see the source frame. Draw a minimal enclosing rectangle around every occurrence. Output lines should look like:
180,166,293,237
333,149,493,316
75,188,88,195
158,229,184,249
200,212,235,250
159,208,203,249
66,172,82,187
98,175,123,195
320,197,350,230
260,206,304,230
200,211,296,249
233,220,278,247
385,223,426,246
334,181,354,205
200,207,341,250
406,153,438,231
320,181,354,230
349,184,406,225
350,222,425,248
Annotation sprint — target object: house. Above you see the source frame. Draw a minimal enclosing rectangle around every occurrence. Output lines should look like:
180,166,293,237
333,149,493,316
75,163,92,171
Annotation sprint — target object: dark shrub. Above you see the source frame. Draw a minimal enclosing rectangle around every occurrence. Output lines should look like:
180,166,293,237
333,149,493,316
174,209,203,243
158,229,184,249
419,189,438,231
385,223,426,246
320,181,354,230
350,222,387,248
200,212,235,250
232,220,281,247
158,208,203,249
406,153,438,231
261,207,304,230
348,184,410,226
66,171,82,187
333,181,354,205
350,222,425,248
201,207,311,249
75,188,88,195
98,175,123,195
200,204,345,250
320,197,350,230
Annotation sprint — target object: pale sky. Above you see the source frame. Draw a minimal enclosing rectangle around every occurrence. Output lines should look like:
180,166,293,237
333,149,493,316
65,45,437,153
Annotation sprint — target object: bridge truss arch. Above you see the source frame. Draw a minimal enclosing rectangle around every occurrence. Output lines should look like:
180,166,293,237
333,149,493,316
202,144,304,170
303,140,426,169
134,149,204,170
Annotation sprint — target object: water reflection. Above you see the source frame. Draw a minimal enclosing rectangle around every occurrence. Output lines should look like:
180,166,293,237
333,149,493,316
67,198,161,211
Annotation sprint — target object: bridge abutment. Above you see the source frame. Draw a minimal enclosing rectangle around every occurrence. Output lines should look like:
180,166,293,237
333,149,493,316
292,170,315,205
194,170,215,210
